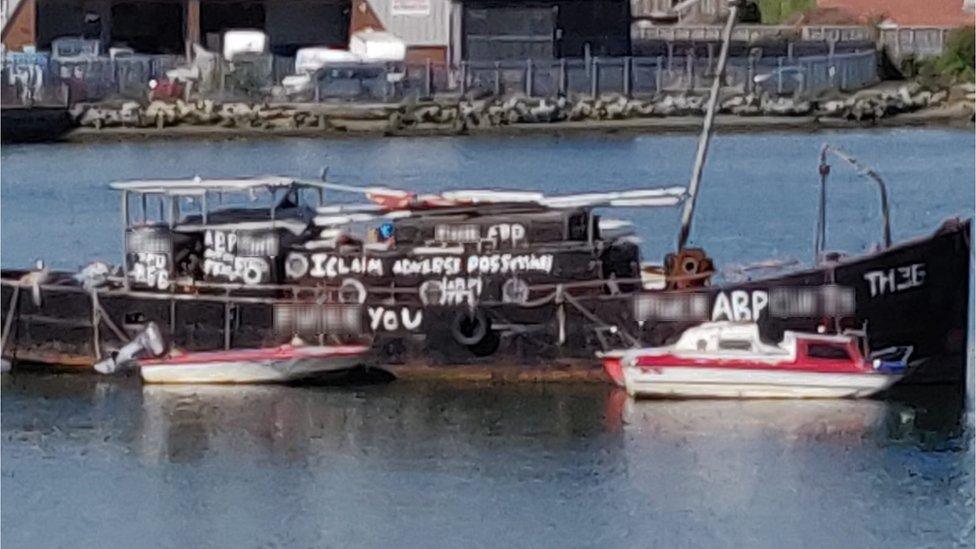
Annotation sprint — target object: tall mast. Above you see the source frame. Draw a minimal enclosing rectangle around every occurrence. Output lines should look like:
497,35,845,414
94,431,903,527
676,0,741,251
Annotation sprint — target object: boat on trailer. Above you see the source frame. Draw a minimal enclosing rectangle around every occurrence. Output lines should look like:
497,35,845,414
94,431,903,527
614,322,910,399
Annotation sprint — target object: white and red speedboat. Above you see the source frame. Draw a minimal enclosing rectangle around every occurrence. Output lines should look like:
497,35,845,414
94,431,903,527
137,344,369,384
92,323,369,384
604,322,909,399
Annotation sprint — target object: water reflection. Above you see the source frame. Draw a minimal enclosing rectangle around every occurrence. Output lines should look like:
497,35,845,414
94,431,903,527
127,380,971,470
135,382,628,468
2,373,972,547
622,398,892,441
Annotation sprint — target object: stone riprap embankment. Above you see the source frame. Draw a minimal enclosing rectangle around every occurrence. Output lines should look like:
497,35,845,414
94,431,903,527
66,82,974,136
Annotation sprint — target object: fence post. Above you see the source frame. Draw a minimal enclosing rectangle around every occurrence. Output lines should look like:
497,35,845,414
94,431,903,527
707,42,715,75
623,56,632,97
494,61,501,97
667,42,674,71
796,59,805,98
424,58,432,97
746,56,755,95
590,57,600,97
460,61,468,96
656,55,663,93
840,56,848,90
827,40,836,88
559,57,567,95
685,48,694,91
525,58,533,97
777,56,783,95
787,41,795,62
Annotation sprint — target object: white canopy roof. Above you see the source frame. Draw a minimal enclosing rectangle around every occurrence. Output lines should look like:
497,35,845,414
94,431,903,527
110,176,326,195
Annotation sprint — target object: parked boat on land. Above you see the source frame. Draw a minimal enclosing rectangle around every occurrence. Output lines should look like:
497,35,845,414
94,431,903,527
613,322,909,399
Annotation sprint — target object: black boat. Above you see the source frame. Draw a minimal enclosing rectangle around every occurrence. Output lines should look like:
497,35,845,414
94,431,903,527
1,105,74,143
1,4,969,384
0,169,969,384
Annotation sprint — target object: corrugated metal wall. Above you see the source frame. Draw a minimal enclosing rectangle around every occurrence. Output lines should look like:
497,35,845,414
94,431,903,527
368,0,451,46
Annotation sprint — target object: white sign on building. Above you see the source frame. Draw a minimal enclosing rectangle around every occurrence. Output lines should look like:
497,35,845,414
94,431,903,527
391,0,430,16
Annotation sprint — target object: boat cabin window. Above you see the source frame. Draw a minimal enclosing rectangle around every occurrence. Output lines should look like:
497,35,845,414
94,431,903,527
531,221,564,242
807,343,851,360
568,212,589,241
166,186,319,226
176,195,203,222
126,192,171,226
717,339,753,351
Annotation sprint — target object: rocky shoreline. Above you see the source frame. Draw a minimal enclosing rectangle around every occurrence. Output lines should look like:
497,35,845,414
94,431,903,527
63,82,975,140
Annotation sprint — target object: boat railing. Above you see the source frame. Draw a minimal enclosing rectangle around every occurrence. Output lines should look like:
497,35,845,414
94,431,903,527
1,268,646,359
815,144,893,264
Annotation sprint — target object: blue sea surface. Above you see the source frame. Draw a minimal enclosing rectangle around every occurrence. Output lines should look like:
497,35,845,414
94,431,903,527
1,129,973,548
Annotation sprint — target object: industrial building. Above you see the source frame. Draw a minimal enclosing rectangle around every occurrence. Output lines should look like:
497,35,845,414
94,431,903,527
2,0,632,64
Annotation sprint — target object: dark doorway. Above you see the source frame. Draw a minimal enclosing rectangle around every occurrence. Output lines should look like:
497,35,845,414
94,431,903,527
201,1,266,50
463,4,556,61
265,0,350,56
111,2,184,53
36,0,103,49
555,0,630,57
462,0,631,61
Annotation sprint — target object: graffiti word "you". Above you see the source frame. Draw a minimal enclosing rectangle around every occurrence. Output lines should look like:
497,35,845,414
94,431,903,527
863,263,925,297
368,306,423,332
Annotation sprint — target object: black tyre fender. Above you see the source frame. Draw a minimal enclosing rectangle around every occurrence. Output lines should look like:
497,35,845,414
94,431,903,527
451,308,490,346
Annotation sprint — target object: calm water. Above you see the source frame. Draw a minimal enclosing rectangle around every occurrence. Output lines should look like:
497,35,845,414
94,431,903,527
2,130,974,547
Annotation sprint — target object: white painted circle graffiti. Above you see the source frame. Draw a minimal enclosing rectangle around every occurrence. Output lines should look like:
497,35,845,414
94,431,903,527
502,278,530,304
285,252,309,279
338,278,367,304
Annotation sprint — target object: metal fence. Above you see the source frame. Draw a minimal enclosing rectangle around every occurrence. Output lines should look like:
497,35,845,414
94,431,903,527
631,24,873,43
1,47,878,105
456,50,877,100
879,27,954,61
1,52,183,105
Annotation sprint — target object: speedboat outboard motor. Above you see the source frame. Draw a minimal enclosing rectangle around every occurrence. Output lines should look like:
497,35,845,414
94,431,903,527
93,322,166,374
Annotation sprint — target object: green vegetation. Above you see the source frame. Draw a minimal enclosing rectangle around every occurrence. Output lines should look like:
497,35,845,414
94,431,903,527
908,27,976,87
756,0,815,25
934,27,975,81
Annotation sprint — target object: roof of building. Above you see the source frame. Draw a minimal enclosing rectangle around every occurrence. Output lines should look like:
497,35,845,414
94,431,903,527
815,0,974,27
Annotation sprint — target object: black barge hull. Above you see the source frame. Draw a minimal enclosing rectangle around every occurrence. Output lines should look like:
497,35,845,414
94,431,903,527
1,219,970,385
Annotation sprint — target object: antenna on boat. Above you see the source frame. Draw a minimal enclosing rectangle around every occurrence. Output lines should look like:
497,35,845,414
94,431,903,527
676,0,742,251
